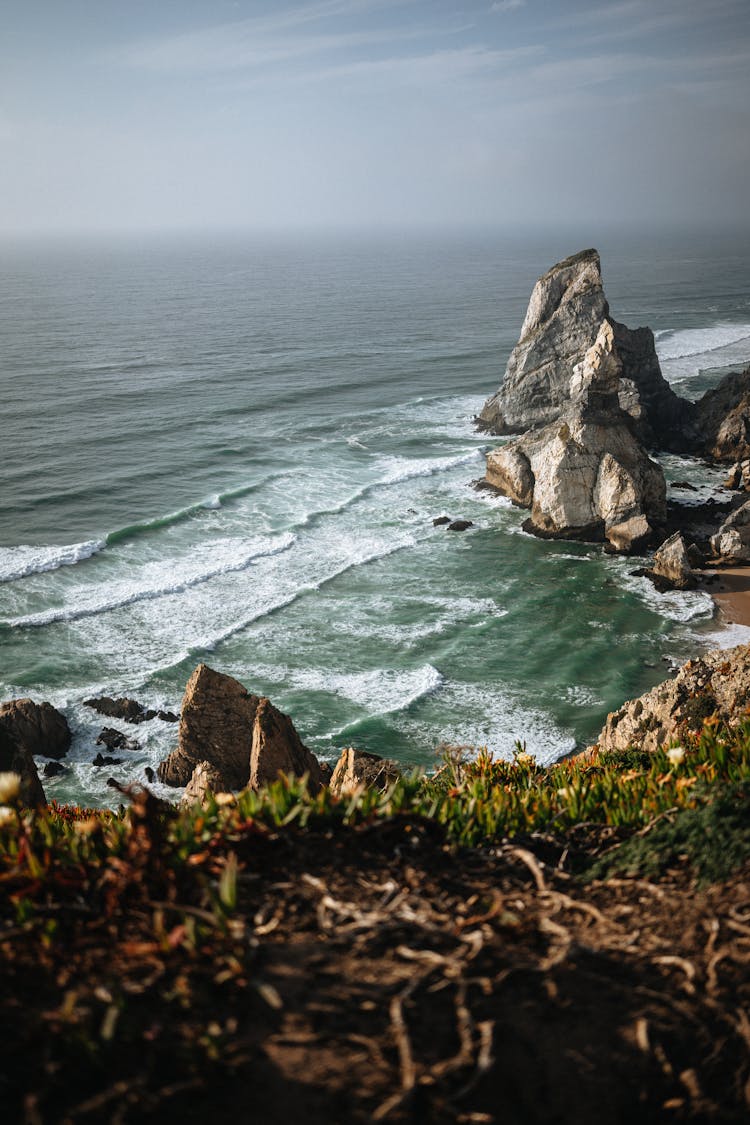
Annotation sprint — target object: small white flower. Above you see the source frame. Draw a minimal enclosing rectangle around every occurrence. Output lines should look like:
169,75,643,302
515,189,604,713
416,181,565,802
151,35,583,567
557,787,570,799
0,806,16,827
667,747,686,766
0,772,21,804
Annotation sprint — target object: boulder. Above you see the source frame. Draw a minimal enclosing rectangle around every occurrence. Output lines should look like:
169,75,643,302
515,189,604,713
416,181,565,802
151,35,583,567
485,322,666,552
329,748,401,797
477,249,694,450
432,516,450,526
157,664,328,794
447,520,473,532
92,753,122,767
43,761,65,778
590,642,750,755
0,699,71,760
181,761,227,806
650,532,696,590
710,500,750,561
157,664,260,788
249,698,328,794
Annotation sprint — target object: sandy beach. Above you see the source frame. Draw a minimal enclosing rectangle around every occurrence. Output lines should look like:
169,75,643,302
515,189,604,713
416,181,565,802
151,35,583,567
706,566,750,627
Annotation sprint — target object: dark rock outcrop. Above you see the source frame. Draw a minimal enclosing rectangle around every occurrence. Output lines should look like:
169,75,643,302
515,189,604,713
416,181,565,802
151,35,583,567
478,249,694,450
96,728,140,752
447,520,473,532
157,664,327,794
485,321,666,552
329,748,401,797
0,699,71,761
694,367,750,462
0,699,66,805
84,696,178,725
43,761,65,778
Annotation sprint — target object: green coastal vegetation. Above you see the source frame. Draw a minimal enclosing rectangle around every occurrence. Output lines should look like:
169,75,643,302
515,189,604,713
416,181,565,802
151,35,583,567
2,718,750,1122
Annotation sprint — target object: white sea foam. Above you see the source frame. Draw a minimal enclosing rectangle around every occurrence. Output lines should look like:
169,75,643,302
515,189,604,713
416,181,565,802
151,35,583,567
700,622,750,650
0,539,106,583
346,435,369,450
376,449,482,486
203,494,222,510
655,323,750,362
7,532,296,628
268,663,444,715
616,567,715,624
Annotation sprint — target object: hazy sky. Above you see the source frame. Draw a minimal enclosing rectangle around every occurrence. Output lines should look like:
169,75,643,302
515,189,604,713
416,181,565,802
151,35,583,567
1,0,748,233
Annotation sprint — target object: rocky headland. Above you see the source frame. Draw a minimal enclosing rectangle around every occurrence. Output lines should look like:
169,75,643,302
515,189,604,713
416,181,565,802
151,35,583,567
478,248,750,575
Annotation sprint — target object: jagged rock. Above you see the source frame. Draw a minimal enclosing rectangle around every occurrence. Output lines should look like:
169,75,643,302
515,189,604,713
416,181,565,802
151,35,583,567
478,249,694,449
181,761,227,806
96,727,140,752
144,766,155,784
92,753,123,767
723,459,750,492
84,696,150,724
650,532,696,590
710,500,750,561
158,665,260,788
0,699,71,760
43,761,65,778
249,698,328,794
330,748,401,797
156,710,179,723
695,367,750,462
590,643,750,755
433,516,450,526
157,664,327,794
670,480,698,492
485,322,666,552
0,699,62,805
447,520,473,532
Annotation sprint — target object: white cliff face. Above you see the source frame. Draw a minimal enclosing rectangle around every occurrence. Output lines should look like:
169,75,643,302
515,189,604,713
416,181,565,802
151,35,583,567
478,248,692,450
483,319,666,552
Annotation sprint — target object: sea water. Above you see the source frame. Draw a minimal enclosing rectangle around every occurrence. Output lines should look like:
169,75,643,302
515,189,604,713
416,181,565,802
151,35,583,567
1,228,749,807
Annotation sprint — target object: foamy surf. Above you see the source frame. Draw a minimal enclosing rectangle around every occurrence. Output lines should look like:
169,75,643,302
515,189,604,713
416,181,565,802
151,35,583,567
0,539,106,583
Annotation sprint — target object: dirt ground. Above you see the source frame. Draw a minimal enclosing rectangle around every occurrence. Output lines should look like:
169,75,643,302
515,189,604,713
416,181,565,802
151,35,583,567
3,814,750,1124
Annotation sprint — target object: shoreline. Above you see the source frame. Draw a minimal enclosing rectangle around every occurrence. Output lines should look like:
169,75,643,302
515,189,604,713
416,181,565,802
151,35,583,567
705,564,750,628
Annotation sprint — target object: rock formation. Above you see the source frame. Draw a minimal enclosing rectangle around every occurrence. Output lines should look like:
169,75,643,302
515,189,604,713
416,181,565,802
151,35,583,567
0,698,67,805
478,249,694,450
710,500,750,561
485,321,666,551
182,761,227,806
329,748,401,797
0,699,71,760
591,642,750,755
695,367,750,462
84,696,178,724
649,532,696,590
157,664,327,794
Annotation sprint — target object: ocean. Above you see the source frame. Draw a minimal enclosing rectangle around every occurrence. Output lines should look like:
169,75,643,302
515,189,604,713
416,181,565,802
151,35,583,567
1,227,750,808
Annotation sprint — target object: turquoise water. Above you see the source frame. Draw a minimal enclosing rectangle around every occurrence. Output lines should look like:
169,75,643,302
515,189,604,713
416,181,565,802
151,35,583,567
1,229,750,807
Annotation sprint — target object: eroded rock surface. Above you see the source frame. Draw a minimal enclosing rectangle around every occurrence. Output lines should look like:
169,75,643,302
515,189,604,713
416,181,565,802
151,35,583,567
695,367,750,462
650,532,696,590
158,664,327,794
710,500,750,561
182,761,227,806
0,699,66,805
485,322,666,551
478,249,692,449
157,664,260,788
329,748,401,797
591,643,750,755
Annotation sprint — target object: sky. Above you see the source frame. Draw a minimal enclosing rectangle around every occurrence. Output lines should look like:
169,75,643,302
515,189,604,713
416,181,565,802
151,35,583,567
1,0,748,233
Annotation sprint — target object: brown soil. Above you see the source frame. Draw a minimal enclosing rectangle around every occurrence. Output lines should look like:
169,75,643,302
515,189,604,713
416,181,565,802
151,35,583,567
3,808,750,1125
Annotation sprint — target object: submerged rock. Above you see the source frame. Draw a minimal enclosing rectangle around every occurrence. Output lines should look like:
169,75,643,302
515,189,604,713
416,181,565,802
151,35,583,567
330,748,401,797
447,520,473,532
477,249,693,449
485,322,666,552
157,664,327,794
591,643,750,755
43,761,65,778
